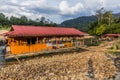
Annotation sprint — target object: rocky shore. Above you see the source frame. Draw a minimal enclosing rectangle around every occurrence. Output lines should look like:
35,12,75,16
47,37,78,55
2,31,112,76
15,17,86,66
113,55,120,80
0,48,118,80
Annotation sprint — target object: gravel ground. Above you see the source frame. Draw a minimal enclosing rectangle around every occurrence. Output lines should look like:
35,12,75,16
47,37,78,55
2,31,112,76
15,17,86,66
0,48,118,80
0,40,119,80
114,56,120,80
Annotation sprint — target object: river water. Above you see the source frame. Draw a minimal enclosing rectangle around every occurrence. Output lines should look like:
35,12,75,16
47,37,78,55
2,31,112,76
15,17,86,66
0,45,5,67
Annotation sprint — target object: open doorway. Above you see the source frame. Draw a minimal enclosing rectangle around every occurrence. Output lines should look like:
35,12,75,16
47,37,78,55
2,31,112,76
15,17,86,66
27,37,36,45
31,38,36,44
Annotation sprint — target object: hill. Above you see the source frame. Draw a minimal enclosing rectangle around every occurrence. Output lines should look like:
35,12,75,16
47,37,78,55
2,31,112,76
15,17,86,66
60,13,120,32
114,13,120,17
60,16,97,32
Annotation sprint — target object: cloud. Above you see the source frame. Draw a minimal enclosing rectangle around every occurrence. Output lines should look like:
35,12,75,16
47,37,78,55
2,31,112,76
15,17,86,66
84,0,105,9
0,0,47,19
20,0,46,7
29,6,59,15
0,0,120,23
0,0,66,23
59,1,84,15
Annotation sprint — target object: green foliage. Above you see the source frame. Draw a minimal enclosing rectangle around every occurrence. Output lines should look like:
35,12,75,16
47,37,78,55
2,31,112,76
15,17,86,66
109,44,118,54
84,38,101,46
113,44,118,50
88,28,96,35
105,23,120,34
0,26,11,30
60,10,120,33
96,24,106,36
118,37,120,44
88,9,120,36
109,40,120,55
0,13,57,29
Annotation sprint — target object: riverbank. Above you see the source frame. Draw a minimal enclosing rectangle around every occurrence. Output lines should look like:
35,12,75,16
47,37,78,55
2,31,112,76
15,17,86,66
0,44,119,80
110,53,120,80
0,45,5,68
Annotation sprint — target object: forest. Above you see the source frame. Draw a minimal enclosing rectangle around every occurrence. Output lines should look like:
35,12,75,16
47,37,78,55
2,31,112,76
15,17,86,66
0,13,57,30
88,8,120,36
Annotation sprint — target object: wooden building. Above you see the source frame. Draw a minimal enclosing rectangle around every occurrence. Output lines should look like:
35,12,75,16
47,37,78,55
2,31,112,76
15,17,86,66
5,25,86,54
104,34,120,38
103,34,120,41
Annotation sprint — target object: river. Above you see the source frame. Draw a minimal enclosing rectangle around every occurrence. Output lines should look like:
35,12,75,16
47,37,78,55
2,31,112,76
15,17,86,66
0,45,5,67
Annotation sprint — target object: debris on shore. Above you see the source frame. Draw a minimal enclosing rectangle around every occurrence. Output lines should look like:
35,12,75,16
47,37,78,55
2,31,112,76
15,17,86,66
0,49,118,80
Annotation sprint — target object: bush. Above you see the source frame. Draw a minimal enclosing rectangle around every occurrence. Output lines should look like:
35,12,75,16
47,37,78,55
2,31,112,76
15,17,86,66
113,44,118,50
84,38,101,46
118,37,120,44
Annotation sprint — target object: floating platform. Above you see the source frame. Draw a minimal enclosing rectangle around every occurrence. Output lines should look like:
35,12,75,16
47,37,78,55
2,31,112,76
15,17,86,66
5,47,87,61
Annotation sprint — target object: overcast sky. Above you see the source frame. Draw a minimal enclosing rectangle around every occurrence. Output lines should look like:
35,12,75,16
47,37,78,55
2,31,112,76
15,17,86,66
0,0,120,23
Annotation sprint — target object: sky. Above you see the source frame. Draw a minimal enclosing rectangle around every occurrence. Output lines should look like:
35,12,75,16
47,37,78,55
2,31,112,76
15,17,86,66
0,0,120,23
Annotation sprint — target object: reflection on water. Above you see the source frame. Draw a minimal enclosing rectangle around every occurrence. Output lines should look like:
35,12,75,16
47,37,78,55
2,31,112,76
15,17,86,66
0,46,5,67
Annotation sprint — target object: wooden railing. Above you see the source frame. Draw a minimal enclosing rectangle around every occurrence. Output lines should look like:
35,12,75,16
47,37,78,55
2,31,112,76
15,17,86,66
64,42,73,47
10,42,73,54
10,44,47,54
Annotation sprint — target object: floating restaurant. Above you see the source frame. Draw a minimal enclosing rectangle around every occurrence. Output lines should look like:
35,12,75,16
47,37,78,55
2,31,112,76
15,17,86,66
5,25,86,54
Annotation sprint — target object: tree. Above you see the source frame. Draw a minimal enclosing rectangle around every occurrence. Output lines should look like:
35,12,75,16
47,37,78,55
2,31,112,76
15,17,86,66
88,21,98,30
96,7,105,24
96,24,106,36
0,13,8,26
103,11,112,25
20,16,28,25
40,17,45,23
88,10,116,36
0,13,57,29
10,16,20,25
114,16,120,23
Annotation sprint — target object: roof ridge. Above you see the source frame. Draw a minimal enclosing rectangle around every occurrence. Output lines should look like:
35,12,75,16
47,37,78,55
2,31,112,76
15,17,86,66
12,25,76,29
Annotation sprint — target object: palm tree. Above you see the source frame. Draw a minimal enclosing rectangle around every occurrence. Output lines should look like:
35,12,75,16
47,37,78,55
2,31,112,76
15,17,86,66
103,11,112,25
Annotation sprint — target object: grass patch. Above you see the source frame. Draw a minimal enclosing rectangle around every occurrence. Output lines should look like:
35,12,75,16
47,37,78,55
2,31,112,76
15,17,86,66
109,44,120,55
0,25,11,31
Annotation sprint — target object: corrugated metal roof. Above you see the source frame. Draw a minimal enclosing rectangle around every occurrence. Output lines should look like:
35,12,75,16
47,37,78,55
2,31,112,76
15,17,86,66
104,34,120,37
6,25,85,37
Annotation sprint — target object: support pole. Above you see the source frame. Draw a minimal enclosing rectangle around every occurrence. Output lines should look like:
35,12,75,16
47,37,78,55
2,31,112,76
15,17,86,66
7,38,10,45
56,37,58,48
91,38,93,45
14,55,21,64
36,37,38,44
35,37,39,52
82,37,84,46
30,39,32,52
20,40,21,45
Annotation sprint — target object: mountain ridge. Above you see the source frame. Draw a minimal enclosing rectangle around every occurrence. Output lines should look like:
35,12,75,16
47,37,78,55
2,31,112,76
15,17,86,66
60,13,120,32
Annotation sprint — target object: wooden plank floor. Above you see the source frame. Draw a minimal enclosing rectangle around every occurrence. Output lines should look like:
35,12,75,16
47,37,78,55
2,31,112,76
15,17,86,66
5,46,87,61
